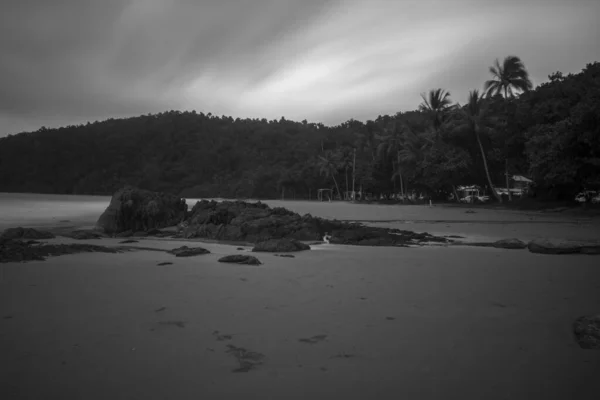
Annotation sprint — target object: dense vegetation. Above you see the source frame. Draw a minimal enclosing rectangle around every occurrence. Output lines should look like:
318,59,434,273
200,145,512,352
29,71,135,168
0,58,598,201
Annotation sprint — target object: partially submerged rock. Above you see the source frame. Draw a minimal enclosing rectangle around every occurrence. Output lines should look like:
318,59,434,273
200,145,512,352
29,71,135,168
167,246,210,257
218,255,262,265
527,239,600,255
1,227,55,240
95,186,187,234
573,314,600,349
252,239,310,253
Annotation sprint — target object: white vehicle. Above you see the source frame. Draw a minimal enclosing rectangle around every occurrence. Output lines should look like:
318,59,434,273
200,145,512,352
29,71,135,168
592,194,600,204
575,191,597,203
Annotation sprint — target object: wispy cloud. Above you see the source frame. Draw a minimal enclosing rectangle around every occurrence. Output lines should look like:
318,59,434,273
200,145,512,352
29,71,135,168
1,0,598,135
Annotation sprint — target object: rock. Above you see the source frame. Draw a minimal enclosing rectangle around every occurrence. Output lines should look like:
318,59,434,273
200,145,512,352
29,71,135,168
276,254,295,258
492,238,527,249
95,186,187,234
218,255,262,265
527,239,600,255
573,314,600,349
119,239,139,244
167,246,210,257
1,227,55,240
252,239,310,253
182,199,450,248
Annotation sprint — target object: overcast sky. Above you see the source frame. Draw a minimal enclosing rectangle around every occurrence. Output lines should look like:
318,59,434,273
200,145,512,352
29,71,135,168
1,0,598,136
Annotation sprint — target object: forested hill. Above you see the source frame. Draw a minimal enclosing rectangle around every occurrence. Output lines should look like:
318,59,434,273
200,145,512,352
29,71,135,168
0,61,598,201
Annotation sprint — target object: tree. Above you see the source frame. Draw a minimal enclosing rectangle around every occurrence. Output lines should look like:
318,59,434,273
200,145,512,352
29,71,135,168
484,56,533,99
418,89,453,138
377,120,413,199
453,90,503,203
484,55,533,200
318,151,342,200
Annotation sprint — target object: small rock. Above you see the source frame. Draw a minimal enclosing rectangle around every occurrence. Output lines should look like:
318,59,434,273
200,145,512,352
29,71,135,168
167,246,210,257
119,239,139,244
218,255,262,265
493,238,527,249
252,239,310,253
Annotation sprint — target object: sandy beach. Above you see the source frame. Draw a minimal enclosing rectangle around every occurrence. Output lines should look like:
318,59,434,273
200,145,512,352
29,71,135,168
1,195,600,399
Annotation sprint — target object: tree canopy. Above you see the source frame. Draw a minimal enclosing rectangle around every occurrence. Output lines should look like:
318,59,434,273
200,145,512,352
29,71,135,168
0,60,598,201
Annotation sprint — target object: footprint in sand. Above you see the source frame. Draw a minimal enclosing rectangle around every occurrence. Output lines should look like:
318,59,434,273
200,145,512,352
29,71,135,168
154,307,166,313
298,334,328,344
225,344,265,372
385,316,395,320
212,330,233,341
158,320,186,328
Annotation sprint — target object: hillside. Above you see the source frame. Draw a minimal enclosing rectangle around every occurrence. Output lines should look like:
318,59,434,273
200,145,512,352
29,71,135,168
0,61,598,201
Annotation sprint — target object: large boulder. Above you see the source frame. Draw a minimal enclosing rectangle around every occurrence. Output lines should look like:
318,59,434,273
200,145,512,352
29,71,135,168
95,186,187,234
252,239,310,253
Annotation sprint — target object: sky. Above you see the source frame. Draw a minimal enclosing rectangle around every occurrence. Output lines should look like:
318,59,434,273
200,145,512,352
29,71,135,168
1,0,599,136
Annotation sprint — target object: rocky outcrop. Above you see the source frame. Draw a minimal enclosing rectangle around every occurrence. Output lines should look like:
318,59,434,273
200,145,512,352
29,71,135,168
183,199,450,247
573,314,600,349
252,239,310,253
95,186,187,234
218,255,262,265
1,227,55,240
527,239,600,255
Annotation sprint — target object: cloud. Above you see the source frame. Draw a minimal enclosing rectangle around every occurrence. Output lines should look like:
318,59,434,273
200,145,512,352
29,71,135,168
0,0,599,135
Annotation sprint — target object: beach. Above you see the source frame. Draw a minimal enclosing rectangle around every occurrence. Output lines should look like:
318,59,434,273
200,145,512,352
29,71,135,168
1,194,600,399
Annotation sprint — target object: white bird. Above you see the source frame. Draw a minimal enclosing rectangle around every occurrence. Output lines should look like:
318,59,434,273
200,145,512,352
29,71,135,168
323,233,331,244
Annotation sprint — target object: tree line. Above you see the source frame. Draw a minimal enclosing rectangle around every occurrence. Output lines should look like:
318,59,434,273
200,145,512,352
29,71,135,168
0,57,598,202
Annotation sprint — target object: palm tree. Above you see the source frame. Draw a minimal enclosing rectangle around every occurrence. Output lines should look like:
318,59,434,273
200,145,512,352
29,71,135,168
318,151,342,200
454,90,503,203
376,120,407,200
484,55,533,200
484,56,533,98
419,89,453,138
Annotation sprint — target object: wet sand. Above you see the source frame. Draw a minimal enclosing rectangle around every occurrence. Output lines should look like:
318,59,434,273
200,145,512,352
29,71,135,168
1,196,600,399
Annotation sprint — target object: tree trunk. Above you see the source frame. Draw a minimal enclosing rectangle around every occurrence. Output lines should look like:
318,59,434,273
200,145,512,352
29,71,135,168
452,185,460,203
397,151,405,202
475,130,502,203
330,171,342,201
345,166,349,200
505,159,512,201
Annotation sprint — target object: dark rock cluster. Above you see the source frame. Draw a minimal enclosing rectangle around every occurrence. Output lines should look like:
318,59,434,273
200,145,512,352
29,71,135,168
180,199,450,247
